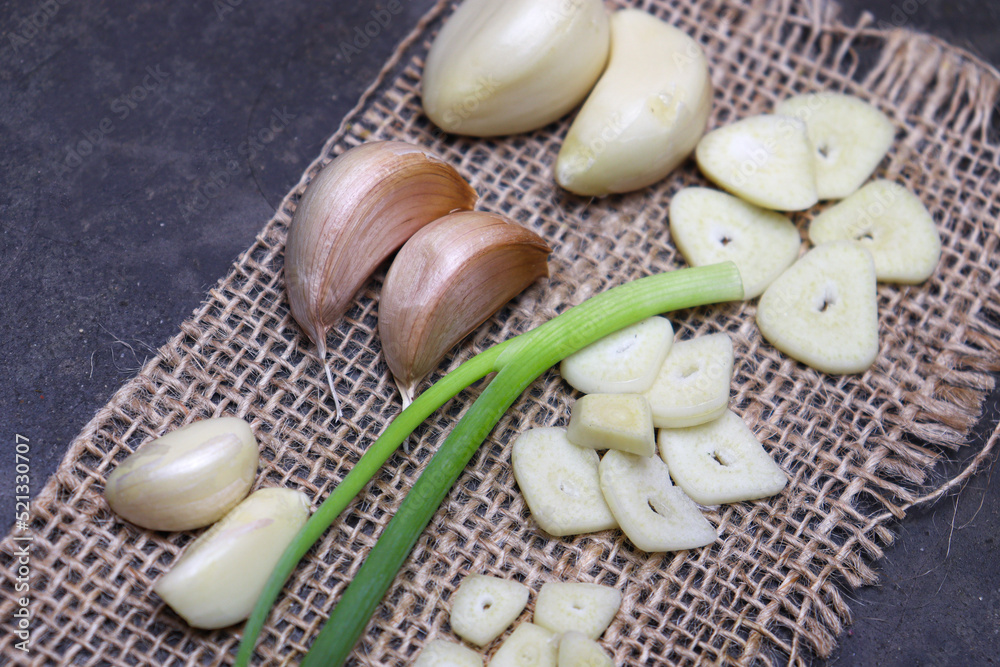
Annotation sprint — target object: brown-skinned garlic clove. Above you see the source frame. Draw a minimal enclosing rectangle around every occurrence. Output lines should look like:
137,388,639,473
378,210,551,404
284,141,478,418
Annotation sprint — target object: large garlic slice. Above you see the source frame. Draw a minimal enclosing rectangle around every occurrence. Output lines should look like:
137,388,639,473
808,180,940,284
555,9,712,196
153,487,310,629
642,333,734,428
379,211,550,405
598,450,716,553
422,0,609,137
284,141,477,418
658,410,787,505
449,574,530,647
104,417,258,532
669,187,801,299
559,316,674,395
774,93,895,200
533,582,621,640
511,428,617,537
756,241,879,374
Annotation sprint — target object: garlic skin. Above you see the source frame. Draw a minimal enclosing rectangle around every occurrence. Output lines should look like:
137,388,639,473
379,210,550,404
104,417,258,532
555,9,713,196
422,0,610,137
284,141,477,417
153,487,310,630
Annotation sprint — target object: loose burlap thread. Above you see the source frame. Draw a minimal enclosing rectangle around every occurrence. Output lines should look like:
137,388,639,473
3,0,999,664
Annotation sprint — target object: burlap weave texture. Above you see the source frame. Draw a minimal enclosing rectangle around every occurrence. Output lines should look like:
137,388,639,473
2,0,999,664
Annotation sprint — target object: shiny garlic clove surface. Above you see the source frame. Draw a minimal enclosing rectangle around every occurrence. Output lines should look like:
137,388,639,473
555,9,713,196
104,417,258,532
422,0,610,137
285,141,477,418
153,487,310,629
378,210,550,405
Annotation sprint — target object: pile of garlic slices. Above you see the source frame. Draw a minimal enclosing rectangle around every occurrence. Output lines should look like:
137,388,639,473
415,575,622,667
679,93,941,374
512,317,787,553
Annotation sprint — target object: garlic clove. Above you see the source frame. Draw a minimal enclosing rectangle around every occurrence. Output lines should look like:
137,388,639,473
153,487,310,629
378,210,550,405
422,0,610,137
104,417,258,532
555,9,713,196
284,140,477,418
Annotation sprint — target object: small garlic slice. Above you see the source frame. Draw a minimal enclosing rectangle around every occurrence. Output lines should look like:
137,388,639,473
414,639,483,667
557,631,613,667
559,316,674,395
104,417,258,532
566,394,655,457
153,487,310,629
533,582,621,640
490,623,558,667
642,333,734,428
449,574,530,647
379,210,550,405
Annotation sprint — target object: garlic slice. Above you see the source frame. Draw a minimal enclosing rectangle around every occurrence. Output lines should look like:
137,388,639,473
449,574,530,647
104,417,258,532
379,210,550,405
422,0,610,137
153,487,310,629
284,141,477,418
533,582,621,640
555,9,713,196
490,623,558,667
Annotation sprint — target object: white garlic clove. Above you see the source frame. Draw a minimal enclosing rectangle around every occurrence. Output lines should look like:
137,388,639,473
153,487,310,629
104,417,259,532
378,210,550,405
555,9,713,196
422,0,610,137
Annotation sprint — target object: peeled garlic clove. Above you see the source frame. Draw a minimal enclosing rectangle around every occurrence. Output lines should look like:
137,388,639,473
104,417,258,532
422,0,609,137
153,487,310,629
285,140,478,417
555,9,713,196
379,210,550,405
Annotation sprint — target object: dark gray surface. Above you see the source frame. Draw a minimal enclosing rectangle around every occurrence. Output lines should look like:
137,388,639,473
1,1,997,664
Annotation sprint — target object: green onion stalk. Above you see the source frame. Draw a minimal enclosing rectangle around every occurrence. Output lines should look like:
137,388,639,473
235,262,742,666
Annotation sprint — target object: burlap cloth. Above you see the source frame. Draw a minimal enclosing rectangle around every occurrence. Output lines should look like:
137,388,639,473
3,0,999,664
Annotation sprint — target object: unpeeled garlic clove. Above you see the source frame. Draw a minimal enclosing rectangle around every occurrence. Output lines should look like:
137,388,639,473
153,487,310,629
284,141,478,418
422,0,610,137
104,417,258,532
555,9,713,196
378,210,550,404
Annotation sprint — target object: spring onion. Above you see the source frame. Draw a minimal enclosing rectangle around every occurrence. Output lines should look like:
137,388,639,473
235,262,743,666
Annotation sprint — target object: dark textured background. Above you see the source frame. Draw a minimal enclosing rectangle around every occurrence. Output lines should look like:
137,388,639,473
1,1,997,664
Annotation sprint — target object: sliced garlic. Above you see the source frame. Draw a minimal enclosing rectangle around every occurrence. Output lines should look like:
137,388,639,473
695,114,818,211
566,393,655,457
533,582,621,640
669,187,801,299
808,180,940,284
555,9,712,196
104,417,258,532
774,93,895,200
511,428,617,537
598,450,716,553
414,639,483,667
449,574,530,647
756,241,879,374
490,623,558,667
284,140,477,418
658,410,787,505
642,333,734,428
557,631,613,667
379,210,550,405
422,0,610,137
153,487,310,629
559,316,674,395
